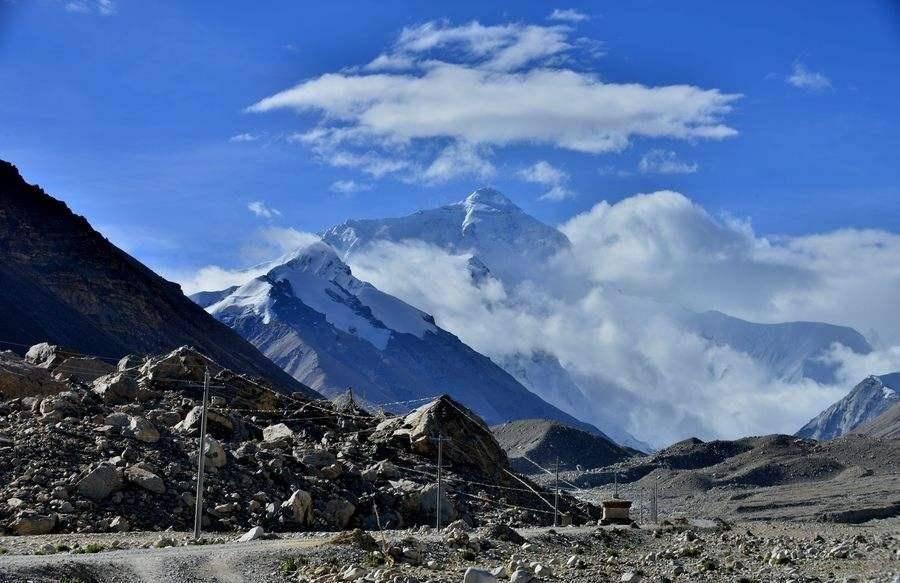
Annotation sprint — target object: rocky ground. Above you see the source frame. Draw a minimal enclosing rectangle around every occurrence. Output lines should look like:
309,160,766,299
0,519,897,582
525,434,900,525
0,343,593,540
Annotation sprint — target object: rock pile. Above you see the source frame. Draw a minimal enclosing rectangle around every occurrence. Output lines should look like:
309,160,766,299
0,344,594,536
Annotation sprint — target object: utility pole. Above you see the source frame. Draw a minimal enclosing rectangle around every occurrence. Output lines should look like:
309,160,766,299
553,456,560,527
435,435,444,530
193,367,211,540
639,487,643,525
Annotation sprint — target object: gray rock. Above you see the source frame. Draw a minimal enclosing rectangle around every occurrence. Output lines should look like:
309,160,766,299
263,423,295,444
325,497,355,528
238,525,265,542
77,464,123,501
128,416,160,443
281,489,312,524
464,568,498,583
125,466,166,494
203,437,227,468
9,511,57,535
92,372,139,404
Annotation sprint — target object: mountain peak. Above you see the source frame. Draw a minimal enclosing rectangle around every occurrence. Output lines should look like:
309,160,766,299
274,240,349,282
462,187,516,210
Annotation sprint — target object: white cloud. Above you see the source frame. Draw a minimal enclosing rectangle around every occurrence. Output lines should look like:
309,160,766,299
519,160,574,201
787,62,832,91
548,8,590,23
251,64,739,155
385,20,572,72
229,133,259,143
248,19,739,185
175,228,321,295
330,179,372,194
64,0,114,14
638,149,699,174
539,185,574,201
519,160,568,185
247,200,281,219
422,142,495,183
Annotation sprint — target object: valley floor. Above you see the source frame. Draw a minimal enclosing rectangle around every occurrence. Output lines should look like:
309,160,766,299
1,519,897,583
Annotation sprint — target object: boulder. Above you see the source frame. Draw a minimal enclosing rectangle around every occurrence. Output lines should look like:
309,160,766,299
464,568,498,583
392,396,508,479
419,483,457,523
92,372,139,404
203,437,227,468
38,391,82,419
176,405,235,438
9,511,57,535
325,497,356,529
25,342,76,369
263,423,295,444
77,464,123,501
362,460,400,480
300,449,337,468
52,357,114,383
281,489,313,524
125,466,166,494
139,346,212,385
238,525,265,542
0,351,65,398
128,416,160,443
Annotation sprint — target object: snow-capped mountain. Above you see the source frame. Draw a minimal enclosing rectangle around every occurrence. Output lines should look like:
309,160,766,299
194,242,605,433
322,187,570,285
684,310,873,385
796,373,900,440
320,187,878,447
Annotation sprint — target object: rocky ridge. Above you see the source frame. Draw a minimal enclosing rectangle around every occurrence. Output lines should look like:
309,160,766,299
797,373,900,440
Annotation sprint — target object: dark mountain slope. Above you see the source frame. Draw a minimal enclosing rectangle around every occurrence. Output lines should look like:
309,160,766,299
0,160,317,397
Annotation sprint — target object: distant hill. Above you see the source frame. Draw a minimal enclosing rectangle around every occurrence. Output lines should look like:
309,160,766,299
491,419,637,475
0,160,317,398
797,373,900,440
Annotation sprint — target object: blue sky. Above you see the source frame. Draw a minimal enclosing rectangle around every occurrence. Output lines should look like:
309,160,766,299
2,0,899,277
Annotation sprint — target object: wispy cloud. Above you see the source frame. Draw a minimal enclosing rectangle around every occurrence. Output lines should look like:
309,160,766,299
787,62,832,92
330,179,372,194
229,133,260,143
638,149,699,174
247,200,281,219
248,19,739,186
65,0,115,15
518,160,574,201
548,8,590,23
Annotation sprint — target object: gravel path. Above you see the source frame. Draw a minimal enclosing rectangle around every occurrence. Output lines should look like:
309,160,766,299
0,535,324,583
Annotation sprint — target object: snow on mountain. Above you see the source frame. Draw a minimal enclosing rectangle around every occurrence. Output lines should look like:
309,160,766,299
196,242,604,433
683,310,873,385
796,372,900,440
321,187,878,447
321,187,571,285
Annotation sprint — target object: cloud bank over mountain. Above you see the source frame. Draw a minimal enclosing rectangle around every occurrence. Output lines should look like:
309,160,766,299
344,191,900,446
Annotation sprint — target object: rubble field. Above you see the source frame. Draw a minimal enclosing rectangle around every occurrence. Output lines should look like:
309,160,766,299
0,519,897,583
